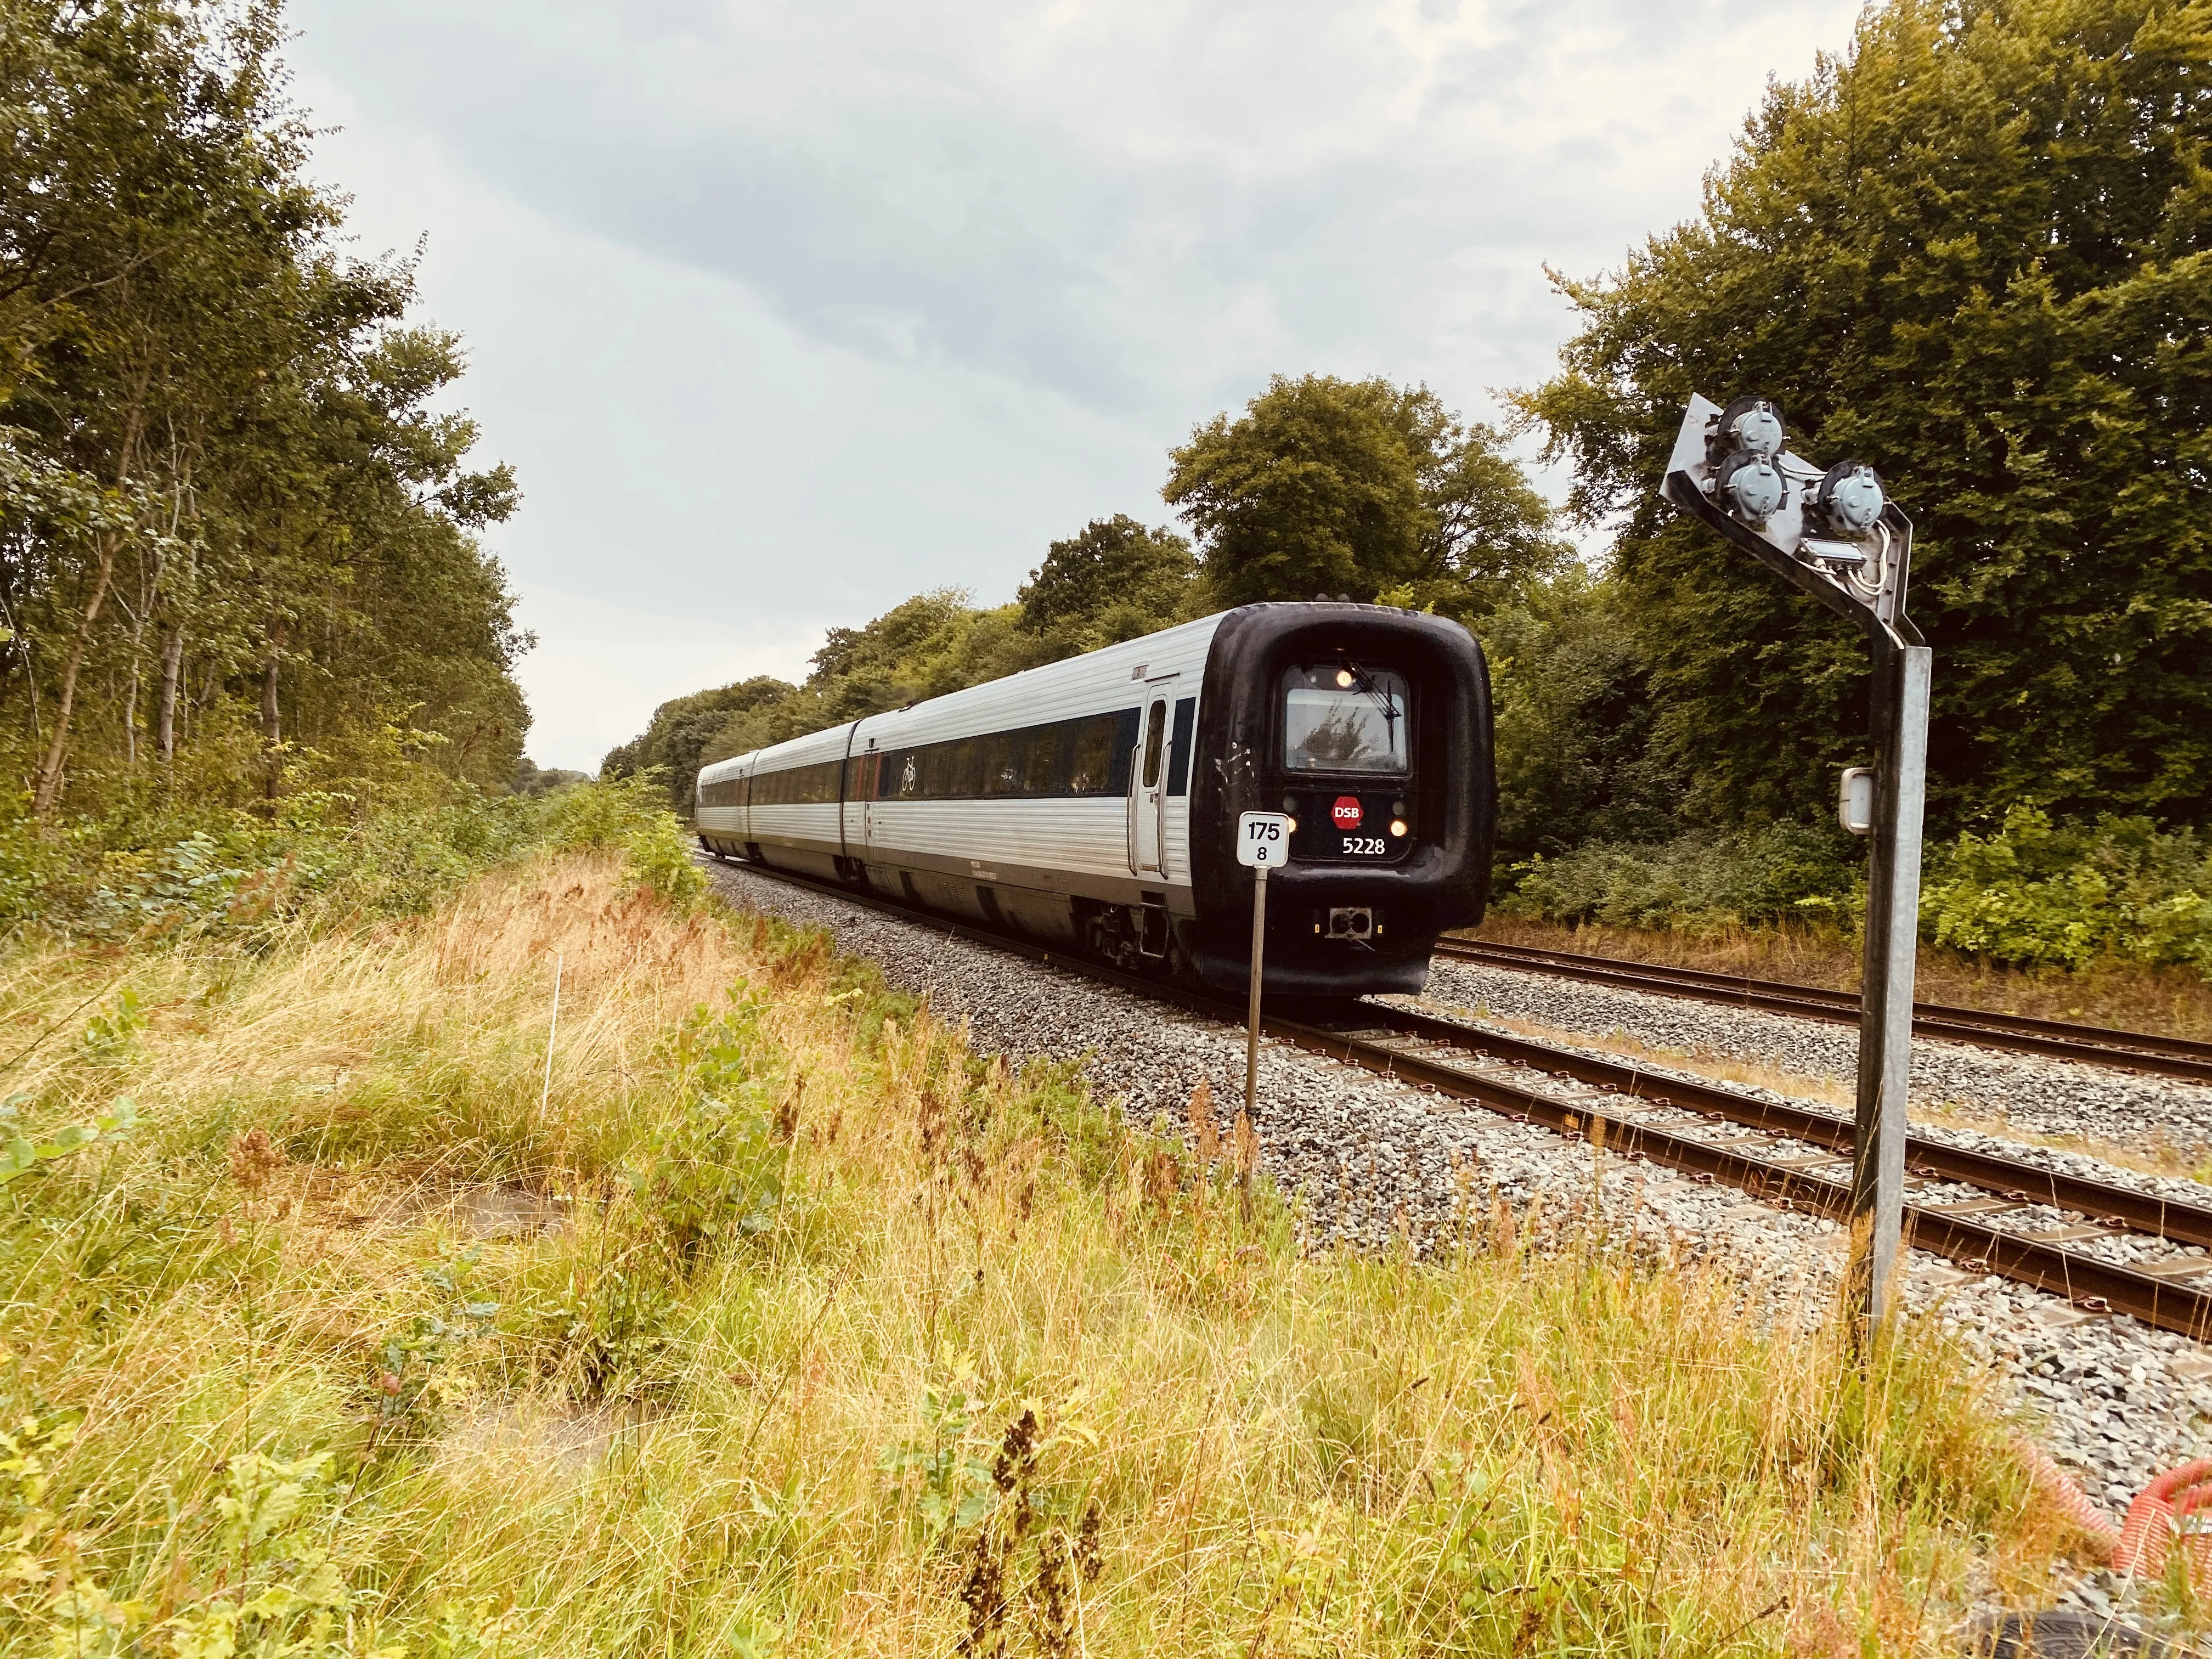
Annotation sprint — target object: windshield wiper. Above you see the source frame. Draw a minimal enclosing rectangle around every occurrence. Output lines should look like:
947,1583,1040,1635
1342,662,1401,744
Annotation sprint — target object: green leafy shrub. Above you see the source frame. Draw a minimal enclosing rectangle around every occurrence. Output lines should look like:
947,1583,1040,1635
7,775,702,940
1500,821,1861,934
636,994,793,1270
1920,808,2212,975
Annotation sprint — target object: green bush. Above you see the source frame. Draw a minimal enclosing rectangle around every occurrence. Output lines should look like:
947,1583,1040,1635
1920,807,2212,975
2,774,702,941
1499,822,1863,934
1498,806,2212,980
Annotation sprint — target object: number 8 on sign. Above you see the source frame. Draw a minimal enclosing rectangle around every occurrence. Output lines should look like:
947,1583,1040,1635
1237,811,1292,868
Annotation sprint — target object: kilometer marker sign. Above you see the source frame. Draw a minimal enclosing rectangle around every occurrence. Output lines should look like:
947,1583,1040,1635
1237,811,1291,867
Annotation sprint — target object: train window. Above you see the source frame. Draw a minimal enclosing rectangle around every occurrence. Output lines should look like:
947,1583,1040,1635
982,734,1022,800
1283,664,1410,774
1020,725,1064,794
1066,714,1116,795
1165,697,1196,796
947,736,986,798
859,709,1139,802
751,759,843,804
1141,700,1167,788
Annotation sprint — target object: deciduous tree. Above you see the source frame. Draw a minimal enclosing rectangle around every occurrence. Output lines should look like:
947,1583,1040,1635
1,0,527,821
1517,0,2212,830
1164,374,1566,617
1016,515,1195,652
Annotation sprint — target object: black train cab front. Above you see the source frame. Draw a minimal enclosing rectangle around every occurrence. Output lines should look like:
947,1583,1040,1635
1186,601,1496,996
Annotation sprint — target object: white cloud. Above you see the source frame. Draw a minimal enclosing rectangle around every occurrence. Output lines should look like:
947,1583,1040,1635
286,0,1863,769
512,583,819,767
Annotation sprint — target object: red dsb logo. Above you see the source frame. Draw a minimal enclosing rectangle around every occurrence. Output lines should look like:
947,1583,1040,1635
1331,796,1364,830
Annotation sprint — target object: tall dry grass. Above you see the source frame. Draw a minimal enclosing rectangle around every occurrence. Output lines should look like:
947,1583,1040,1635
0,853,2087,1655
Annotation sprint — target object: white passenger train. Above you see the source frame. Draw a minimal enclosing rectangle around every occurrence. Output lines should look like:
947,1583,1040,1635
696,601,1496,996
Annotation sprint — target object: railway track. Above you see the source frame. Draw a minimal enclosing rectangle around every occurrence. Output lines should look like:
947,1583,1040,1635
708,855,2212,1342
1435,938,2212,1086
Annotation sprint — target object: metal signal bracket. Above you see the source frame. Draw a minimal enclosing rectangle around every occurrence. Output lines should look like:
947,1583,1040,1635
1659,391,1932,1346
1662,393,1921,644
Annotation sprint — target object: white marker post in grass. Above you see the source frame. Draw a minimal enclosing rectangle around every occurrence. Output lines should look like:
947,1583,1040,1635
1237,812,1291,1125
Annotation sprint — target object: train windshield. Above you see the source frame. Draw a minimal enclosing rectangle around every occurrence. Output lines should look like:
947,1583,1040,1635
1282,664,1409,773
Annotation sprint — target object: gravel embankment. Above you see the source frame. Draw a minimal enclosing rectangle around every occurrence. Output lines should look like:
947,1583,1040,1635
703,858,2212,1537
1425,958,2212,1160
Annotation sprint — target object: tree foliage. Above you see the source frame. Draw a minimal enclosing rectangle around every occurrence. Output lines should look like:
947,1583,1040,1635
1016,514,1198,654
606,518,1201,803
613,379,1570,812
1,0,527,826
1516,0,2212,831
1485,568,1682,860
601,675,798,812
1165,374,1567,619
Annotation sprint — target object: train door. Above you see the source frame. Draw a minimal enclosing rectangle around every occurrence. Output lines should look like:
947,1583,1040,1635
1129,693,1170,874
858,737,877,854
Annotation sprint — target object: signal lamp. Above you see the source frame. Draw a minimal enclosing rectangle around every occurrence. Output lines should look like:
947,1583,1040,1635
1818,461,1885,535
1714,396,1787,461
1335,667,1356,688
1716,450,1785,522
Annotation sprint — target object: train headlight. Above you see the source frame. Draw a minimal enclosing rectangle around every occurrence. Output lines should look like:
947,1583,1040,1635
1716,450,1786,523
1389,819,1408,838
1818,461,1885,535
1335,667,1356,689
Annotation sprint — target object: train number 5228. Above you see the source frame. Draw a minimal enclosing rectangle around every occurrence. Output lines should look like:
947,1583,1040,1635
1340,836,1386,856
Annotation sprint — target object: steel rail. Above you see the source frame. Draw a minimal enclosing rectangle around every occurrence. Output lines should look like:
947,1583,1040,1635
1365,1001,2212,1251
1435,938,2212,1086
704,855,2212,1341
1282,1024,2212,1341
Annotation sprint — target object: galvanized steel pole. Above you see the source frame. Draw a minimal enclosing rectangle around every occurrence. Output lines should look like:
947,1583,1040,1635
1245,864,1268,1123
1847,636,1932,1327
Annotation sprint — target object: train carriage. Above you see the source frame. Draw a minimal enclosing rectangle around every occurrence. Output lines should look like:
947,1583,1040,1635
695,600,1495,997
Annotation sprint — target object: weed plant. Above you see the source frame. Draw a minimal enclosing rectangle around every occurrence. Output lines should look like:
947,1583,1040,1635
0,852,2094,1654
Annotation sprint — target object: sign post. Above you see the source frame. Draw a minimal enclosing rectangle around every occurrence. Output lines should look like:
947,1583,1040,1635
1237,811,1291,1125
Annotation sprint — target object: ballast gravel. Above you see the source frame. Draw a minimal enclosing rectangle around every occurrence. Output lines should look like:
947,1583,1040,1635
1426,957,2212,1163
701,857,2212,1536
1384,994,2212,1219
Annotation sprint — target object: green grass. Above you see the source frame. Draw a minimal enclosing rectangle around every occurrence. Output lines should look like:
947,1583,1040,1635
0,851,2088,1655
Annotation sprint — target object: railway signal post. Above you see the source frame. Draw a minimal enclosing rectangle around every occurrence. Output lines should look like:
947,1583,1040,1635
1657,394,1929,1340
1237,812,1291,1124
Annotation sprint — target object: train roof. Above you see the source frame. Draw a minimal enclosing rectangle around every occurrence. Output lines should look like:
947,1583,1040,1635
698,601,1466,780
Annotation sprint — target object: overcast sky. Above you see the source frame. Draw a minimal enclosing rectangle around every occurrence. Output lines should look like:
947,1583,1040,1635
286,0,1863,771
